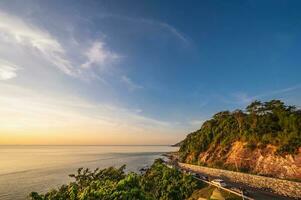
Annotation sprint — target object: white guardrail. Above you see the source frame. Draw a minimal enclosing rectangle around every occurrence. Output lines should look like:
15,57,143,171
163,162,254,200
192,176,254,200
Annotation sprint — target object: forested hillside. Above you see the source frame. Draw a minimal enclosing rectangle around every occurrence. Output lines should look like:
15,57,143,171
179,100,301,179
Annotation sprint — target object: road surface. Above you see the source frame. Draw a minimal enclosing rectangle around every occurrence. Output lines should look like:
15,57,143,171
163,155,299,199
182,167,298,200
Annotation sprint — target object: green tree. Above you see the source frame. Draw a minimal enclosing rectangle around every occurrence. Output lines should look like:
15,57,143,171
29,159,200,200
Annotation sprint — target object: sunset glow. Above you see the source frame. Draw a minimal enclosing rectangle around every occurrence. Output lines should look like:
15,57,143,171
0,1,301,145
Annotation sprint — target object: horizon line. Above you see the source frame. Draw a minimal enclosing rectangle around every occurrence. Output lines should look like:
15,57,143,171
0,144,175,146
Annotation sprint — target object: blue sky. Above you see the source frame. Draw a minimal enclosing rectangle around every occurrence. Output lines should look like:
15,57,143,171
0,0,300,144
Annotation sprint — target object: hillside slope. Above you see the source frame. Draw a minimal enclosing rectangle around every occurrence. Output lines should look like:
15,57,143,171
179,100,301,179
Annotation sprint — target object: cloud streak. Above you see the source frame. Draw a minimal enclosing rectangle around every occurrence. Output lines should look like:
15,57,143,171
230,84,301,105
81,41,119,69
0,11,119,81
121,75,143,91
0,59,19,80
0,11,78,77
97,14,189,44
157,21,188,43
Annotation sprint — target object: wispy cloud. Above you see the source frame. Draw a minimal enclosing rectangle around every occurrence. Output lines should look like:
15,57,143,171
81,41,119,69
230,84,301,105
259,84,301,97
0,11,78,77
157,22,188,43
0,11,119,81
97,14,189,44
121,75,143,91
0,59,19,80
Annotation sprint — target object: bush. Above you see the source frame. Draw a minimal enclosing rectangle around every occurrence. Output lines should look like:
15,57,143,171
29,159,201,200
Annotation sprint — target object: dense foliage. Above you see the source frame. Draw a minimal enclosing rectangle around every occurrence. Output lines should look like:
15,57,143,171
29,159,200,200
179,100,301,163
141,159,200,200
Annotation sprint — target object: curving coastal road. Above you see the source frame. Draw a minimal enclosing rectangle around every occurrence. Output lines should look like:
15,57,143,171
162,156,299,200
177,164,298,200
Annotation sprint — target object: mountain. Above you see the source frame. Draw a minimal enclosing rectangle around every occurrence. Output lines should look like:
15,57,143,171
178,100,301,180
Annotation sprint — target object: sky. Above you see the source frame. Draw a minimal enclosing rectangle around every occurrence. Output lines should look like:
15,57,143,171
0,0,301,145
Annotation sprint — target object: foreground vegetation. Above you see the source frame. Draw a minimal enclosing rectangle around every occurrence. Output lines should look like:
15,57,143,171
179,100,301,163
29,159,201,200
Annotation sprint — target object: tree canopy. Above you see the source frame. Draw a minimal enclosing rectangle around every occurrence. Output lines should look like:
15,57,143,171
29,159,200,200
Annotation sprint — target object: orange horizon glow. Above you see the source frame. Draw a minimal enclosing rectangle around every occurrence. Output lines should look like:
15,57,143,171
0,84,185,145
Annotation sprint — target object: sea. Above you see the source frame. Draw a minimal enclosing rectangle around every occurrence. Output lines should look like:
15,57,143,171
0,145,178,200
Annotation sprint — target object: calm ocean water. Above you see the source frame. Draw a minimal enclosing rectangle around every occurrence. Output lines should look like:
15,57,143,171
0,145,178,200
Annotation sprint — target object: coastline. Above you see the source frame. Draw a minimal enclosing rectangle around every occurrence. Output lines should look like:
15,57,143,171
0,145,177,200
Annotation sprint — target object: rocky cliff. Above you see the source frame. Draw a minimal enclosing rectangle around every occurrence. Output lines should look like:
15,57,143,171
194,141,301,179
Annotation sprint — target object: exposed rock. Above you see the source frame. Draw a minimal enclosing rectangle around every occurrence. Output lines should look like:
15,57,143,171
195,141,301,180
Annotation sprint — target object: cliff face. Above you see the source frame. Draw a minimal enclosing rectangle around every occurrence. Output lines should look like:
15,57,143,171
185,141,301,179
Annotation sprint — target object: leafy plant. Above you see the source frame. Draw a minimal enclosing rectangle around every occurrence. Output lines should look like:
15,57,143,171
29,159,200,200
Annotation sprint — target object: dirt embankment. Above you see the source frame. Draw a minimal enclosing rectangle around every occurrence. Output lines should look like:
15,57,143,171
189,141,301,180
